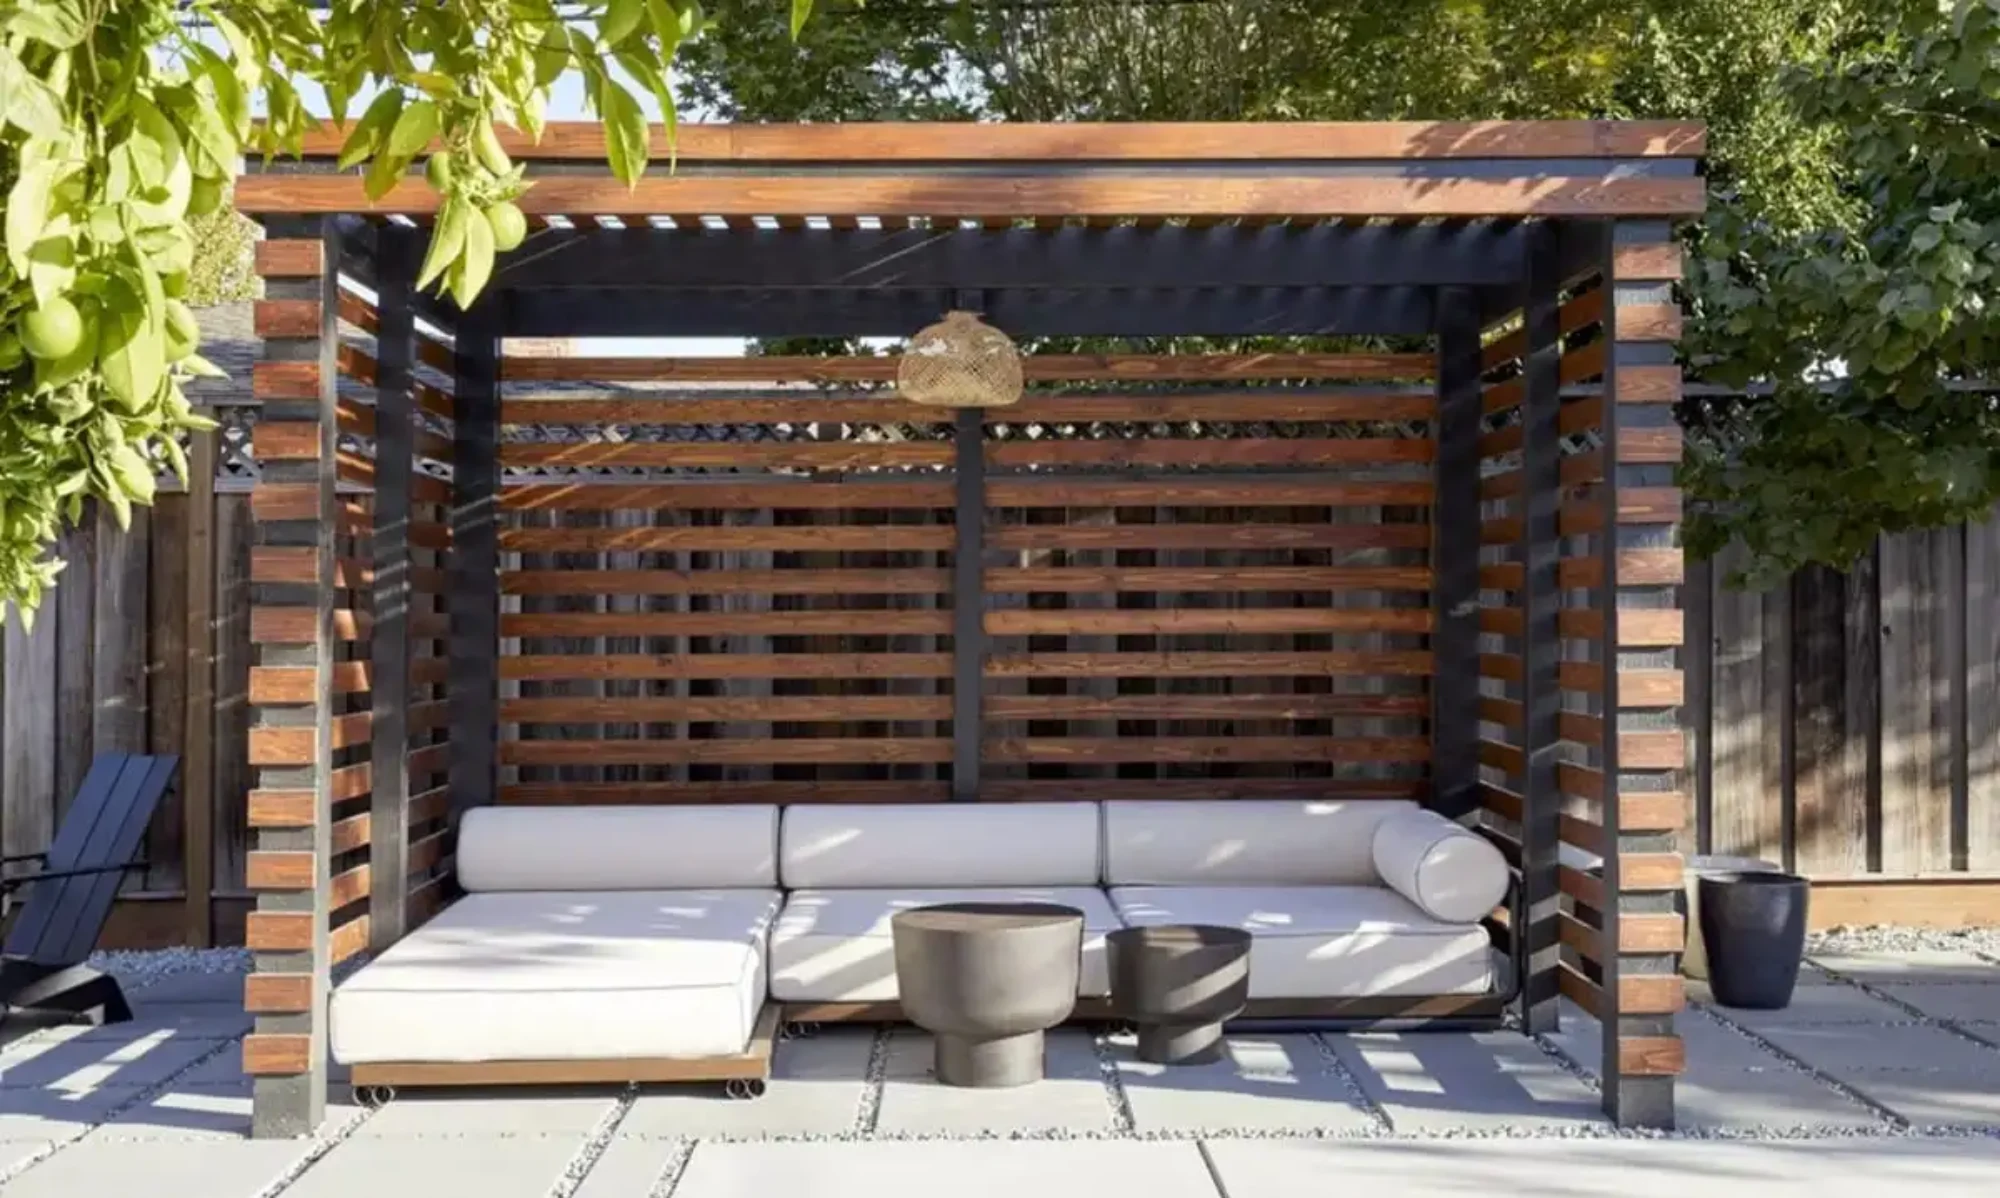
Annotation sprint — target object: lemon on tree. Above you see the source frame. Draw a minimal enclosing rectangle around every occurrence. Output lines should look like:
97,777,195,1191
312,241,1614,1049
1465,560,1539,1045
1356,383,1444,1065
485,201,527,251
20,297,84,361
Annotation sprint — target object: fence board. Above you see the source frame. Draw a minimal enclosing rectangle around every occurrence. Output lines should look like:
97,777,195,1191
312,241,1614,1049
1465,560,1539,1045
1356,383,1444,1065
1878,529,1955,874
1709,544,1779,861
1,603,59,861
1971,512,2000,870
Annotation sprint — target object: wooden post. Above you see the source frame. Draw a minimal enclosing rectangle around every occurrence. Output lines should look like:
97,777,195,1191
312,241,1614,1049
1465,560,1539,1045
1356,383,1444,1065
370,228,418,947
1597,219,1688,1130
1431,289,1481,820
1517,222,1564,1034
449,300,502,818
182,420,218,947
952,407,986,801
242,217,340,1138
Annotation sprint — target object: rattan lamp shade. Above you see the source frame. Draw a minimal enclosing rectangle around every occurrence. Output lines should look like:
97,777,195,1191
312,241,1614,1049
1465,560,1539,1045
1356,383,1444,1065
897,311,1024,408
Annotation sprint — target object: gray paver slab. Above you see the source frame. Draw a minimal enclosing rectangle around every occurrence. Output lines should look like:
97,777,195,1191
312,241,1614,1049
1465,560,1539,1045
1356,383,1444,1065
1758,1023,2000,1074
674,1138,1220,1198
0,1030,221,1092
124,973,250,1005
0,1084,131,1141
571,1136,688,1198
284,1132,588,1198
1320,1031,1602,1133
0,1136,309,1198
619,1028,871,1140
1838,1074,2000,1129
1697,980,1916,1027
353,1086,623,1138
0,1138,60,1173
874,1029,1114,1136
1203,1135,2000,1196
1809,950,2000,986
1110,1032,1374,1135
1874,983,2000,1027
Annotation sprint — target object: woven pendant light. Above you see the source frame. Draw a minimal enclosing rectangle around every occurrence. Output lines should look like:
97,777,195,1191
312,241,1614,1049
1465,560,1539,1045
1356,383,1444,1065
897,311,1024,408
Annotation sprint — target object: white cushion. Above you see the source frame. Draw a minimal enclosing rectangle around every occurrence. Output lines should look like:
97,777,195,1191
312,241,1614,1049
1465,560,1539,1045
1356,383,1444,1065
457,805,778,892
778,803,1099,889
769,887,1119,1002
1371,807,1511,923
1102,800,1418,886
1109,885,1495,998
330,889,779,1063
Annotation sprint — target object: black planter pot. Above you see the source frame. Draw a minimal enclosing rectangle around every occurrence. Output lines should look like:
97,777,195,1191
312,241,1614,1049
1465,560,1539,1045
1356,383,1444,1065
1697,871,1810,1010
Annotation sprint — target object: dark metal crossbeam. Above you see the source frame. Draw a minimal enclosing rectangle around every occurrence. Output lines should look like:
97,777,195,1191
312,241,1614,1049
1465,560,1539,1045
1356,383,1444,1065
495,225,1526,291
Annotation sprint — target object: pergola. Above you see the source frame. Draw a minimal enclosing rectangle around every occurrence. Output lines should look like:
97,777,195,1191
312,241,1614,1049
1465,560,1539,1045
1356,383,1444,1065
231,120,1702,1137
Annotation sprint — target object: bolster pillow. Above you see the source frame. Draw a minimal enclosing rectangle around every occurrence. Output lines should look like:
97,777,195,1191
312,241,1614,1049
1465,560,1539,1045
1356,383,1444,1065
1370,808,1509,923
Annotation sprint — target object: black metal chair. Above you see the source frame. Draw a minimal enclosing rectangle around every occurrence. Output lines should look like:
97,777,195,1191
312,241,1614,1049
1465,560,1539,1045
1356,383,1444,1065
1,754,180,1026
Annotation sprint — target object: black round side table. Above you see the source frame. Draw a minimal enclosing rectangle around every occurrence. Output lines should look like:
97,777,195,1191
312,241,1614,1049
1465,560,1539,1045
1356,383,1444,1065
1107,924,1252,1065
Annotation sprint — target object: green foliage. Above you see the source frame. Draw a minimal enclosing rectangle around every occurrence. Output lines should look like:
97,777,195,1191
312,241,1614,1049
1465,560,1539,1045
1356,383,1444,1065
1683,0,2000,586
0,0,793,620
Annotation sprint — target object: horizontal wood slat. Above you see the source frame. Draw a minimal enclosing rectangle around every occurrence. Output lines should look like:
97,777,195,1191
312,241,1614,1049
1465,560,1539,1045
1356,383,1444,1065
286,120,1707,163
986,566,1434,593
983,694,1428,720
501,611,953,638
244,912,312,952
501,653,954,680
502,696,954,723
254,239,323,277
502,481,954,511
237,174,1708,220
243,974,313,1014
499,441,955,469
243,1034,312,1076
500,353,1436,384
986,737,1427,763
984,609,1432,636
500,739,954,766
986,439,1433,468
497,526,957,553
985,651,1432,678
988,524,1429,551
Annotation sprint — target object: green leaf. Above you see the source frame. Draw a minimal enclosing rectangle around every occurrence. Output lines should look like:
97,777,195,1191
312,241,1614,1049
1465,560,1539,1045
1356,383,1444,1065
601,80,648,186
418,198,470,291
790,0,814,41
338,90,404,170
6,4,89,48
192,45,251,140
0,46,66,140
179,353,228,380
27,213,76,307
7,159,60,276
108,442,156,505
386,99,441,159
603,0,647,45
363,150,410,203
453,205,496,308
98,284,165,414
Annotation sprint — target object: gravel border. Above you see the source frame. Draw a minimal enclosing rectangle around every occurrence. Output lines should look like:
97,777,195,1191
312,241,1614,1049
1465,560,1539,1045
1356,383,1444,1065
1808,927,2000,959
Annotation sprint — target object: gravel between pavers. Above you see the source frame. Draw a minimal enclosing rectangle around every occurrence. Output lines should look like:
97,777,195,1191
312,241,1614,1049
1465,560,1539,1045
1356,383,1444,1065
1808,927,2000,959
86,947,252,990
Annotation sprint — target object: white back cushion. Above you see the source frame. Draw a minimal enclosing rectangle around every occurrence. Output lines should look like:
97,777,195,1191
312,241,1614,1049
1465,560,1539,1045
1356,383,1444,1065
1103,799,1417,886
457,805,778,892
1371,807,1510,923
780,802,1099,888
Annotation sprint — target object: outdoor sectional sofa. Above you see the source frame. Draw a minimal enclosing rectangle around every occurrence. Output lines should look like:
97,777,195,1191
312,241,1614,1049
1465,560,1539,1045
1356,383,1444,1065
329,799,1510,1091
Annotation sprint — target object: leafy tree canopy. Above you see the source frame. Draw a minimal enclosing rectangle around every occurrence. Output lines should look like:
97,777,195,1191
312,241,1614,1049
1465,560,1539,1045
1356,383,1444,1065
0,0,779,618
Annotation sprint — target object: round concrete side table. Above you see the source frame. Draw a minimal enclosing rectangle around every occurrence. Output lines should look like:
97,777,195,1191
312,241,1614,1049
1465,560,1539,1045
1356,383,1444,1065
891,902,1084,1088
1107,924,1252,1065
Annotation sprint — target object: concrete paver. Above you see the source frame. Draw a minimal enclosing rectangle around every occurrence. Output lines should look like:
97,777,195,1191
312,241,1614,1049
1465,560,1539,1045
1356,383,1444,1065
1834,1074,2000,1128
1696,980,1915,1027
284,1132,589,1198
1319,1030,1602,1133
874,1029,1116,1136
1756,1022,2000,1074
618,1028,872,1140
0,1136,309,1198
570,1136,687,1198
1109,1032,1374,1135
1808,951,1998,986
1203,1134,2000,1196
673,1139,1221,1198
0,1030,222,1092
353,1086,624,1138
1873,983,2000,1026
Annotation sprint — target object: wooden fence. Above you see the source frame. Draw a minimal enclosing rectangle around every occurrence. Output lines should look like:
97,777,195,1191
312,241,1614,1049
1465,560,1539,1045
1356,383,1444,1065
1686,514,2000,925
6,458,2000,945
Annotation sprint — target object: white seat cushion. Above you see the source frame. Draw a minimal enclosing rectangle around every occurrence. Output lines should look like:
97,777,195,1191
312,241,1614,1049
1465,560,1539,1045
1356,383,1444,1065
1108,885,1494,999
769,888,1121,1002
331,889,780,1064
1103,800,1418,886
457,805,778,892
780,803,1100,889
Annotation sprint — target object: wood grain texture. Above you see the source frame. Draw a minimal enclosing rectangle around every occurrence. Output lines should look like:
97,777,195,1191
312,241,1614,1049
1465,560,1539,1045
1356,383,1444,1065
502,695,954,722
987,438,1433,468
501,480,954,512
499,441,955,470
242,1034,312,1076
500,653,954,680
238,174,1706,219
985,566,1434,593
497,526,957,553
254,239,324,277
255,300,321,339
1611,242,1684,280
986,736,1428,764
500,738,953,766
501,568,954,596
985,650,1432,678
495,352,1436,384
499,610,953,638
244,911,312,951
984,608,1432,636
245,850,314,890
987,478,1434,507
243,974,313,1014
987,523,1430,551
1616,1037,1687,1076
288,119,1706,162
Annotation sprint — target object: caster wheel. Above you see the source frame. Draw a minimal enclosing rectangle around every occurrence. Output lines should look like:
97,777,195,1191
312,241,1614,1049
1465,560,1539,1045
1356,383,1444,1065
723,1078,767,1101
356,1084,397,1109
782,1021,821,1041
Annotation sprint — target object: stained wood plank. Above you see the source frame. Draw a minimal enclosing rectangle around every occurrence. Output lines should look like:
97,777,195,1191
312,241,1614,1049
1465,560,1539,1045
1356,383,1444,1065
495,353,1435,385
986,478,1434,507
988,523,1430,551
501,480,954,511
497,526,957,553
984,609,1432,636
501,611,953,637
1879,528,1957,873
985,566,1434,593
254,240,324,277
243,1034,311,1075
1710,546,1777,861
986,736,1429,764
288,119,1707,162
501,696,954,722
498,441,955,469
987,438,1433,468
984,651,1432,678
1970,509,2000,870
500,653,954,680
500,738,953,766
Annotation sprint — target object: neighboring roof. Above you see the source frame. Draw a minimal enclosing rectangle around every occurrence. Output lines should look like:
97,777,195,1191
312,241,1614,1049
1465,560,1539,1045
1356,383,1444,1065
191,302,256,407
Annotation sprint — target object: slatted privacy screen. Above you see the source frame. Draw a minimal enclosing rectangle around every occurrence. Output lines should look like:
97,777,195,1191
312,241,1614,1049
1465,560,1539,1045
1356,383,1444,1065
490,355,1442,804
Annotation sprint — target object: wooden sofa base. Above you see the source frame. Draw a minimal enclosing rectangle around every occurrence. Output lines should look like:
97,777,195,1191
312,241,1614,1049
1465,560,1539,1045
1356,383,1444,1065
784,994,1506,1026
348,1005,778,1089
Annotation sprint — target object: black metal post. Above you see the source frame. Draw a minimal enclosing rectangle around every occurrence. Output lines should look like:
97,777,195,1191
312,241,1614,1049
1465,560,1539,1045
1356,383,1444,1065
448,300,502,817
1432,288,1482,821
369,228,418,948
952,407,986,801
